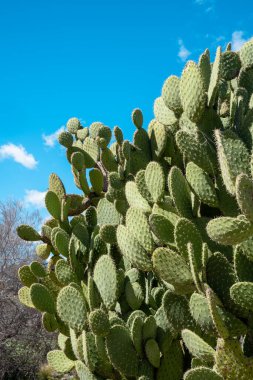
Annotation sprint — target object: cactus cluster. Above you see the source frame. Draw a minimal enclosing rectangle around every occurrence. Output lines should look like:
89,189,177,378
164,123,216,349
17,39,253,379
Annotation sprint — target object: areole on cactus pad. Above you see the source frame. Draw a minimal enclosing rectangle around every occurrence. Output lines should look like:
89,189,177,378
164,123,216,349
17,39,253,380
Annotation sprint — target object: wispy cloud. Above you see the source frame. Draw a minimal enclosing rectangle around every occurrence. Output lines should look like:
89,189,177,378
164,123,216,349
42,126,65,147
216,36,225,42
178,40,191,62
24,189,46,208
194,0,215,12
0,143,37,169
231,31,247,51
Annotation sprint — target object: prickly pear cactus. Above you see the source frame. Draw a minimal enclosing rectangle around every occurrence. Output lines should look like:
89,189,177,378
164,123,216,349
17,39,253,380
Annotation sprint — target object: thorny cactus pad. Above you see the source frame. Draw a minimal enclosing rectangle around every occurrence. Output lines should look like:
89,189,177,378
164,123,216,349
17,39,253,379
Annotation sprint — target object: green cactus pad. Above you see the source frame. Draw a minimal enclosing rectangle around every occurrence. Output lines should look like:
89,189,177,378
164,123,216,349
89,309,110,336
18,286,34,308
215,129,250,195
114,125,123,144
162,75,182,114
36,244,51,260
206,215,253,245
205,287,230,339
175,218,202,268
45,190,61,220
49,173,66,200
149,120,167,159
156,340,184,380
127,310,146,328
30,283,55,314
186,162,218,208
57,285,87,331
152,247,193,293
97,198,121,225
180,61,206,123
145,161,165,202
117,225,152,271
83,136,99,163
82,330,98,371
75,360,98,380
176,130,216,175
81,210,94,231
126,207,154,253
181,329,215,363
99,224,117,244
206,253,248,318
125,280,144,310
89,168,104,194
87,275,101,311
30,261,47,278
89,121,103,139
142,315,157,341
230,282,253,311
71,151,85,171
95,335,113,377
101,146,118,172
54,228,70,257
76,127,89,141
132,108,143,129
184,367,223,380
135,170,153,203
215,338,253,380
105,325,138,377
58,131,73,148
47,350,75,374
163,291,194,332
236,173,253,222
240,38,253,69
221,51,241,80
145,339,160,368
42,312,58,332
131,315,144,357
208,46,221,107
154,97,178,126
93,255,118,309
125,181,151,213
149,213,174,245
198,49,211,91
55,259,78,285
168,166,193,218
67,117,80,134
18,265,37,287
97,125,112,145
189,292,215,333
234,247,253,282
17,224,41,241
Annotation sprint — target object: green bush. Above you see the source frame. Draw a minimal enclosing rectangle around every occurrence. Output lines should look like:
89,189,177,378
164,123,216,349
17,39,253,379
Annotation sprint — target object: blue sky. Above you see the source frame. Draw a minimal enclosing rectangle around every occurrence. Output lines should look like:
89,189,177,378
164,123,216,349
0,0,252,215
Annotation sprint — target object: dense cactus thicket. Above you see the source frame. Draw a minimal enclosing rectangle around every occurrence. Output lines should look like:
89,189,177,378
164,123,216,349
17,39,253,379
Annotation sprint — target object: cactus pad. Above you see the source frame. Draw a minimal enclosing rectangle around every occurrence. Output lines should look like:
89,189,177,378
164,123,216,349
57,285,87,331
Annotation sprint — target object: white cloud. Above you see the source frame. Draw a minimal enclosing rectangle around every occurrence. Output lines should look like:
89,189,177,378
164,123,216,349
24,189,46,208
194,0,215,12
231,31,247,51
42,126,65,147
0,143,37,169
178,40,191,62
216,36,225,42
